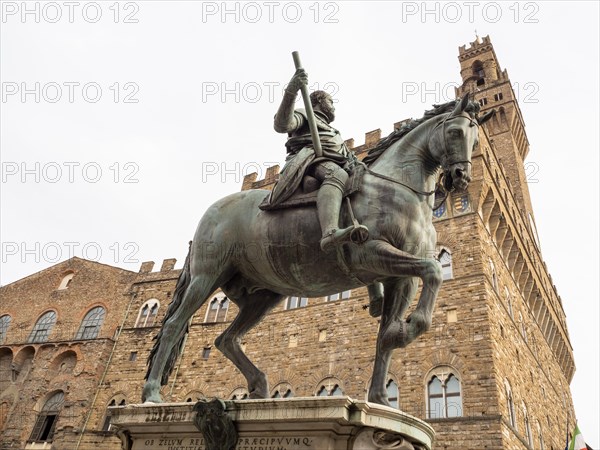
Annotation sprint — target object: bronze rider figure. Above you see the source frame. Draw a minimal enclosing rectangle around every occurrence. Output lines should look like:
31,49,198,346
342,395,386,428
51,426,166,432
271,68,369,251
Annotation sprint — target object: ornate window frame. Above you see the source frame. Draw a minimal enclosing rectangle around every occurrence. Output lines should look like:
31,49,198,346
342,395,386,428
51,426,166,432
135,299,160,328
204,295,230,322
425,366,463,419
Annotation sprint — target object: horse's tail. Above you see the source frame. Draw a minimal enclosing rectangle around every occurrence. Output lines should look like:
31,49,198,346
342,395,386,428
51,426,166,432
145,240,193,385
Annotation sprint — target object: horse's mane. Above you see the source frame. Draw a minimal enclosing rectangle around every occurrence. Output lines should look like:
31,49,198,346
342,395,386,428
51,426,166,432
362,98,481,165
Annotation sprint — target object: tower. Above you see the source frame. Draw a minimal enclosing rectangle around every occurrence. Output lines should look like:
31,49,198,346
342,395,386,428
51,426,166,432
457,36,537,221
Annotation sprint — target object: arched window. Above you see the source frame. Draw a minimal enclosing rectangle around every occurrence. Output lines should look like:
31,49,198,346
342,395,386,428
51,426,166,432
489,258,498,291
523,403,533,446
29,391,64,443
135,300,160,328
439,250,453,280
285,296,308,309
204,297,229,323
472,60,485,79
57,272,74,290
505,381,517,429
331,385,343,396
0,315,11,343
272,389,293,398
230,387,249,400
216,298,229,322
519,313,527,342
505,287,514,319
427,370,463,419
205,296,229,322
28,311,57,343
272,383,293,399
75,306,105,340
148,303,159,326
101,395,126,431
185,392,205,403
316,378,344,397
386,379,399,409
0,401,10,431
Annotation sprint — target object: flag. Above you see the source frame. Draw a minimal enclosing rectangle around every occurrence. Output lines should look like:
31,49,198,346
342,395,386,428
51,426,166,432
568,424,587,450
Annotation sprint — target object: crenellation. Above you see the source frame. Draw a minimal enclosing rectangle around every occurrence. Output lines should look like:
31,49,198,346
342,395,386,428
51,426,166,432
364,129,382,147
241,171,258,191
139,261,155,273
159,258,177,272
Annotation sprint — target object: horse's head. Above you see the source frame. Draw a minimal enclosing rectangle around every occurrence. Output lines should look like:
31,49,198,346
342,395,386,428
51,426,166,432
429,96,494,192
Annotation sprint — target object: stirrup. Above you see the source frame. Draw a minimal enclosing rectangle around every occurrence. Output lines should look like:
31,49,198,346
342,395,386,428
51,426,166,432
320,224,369,252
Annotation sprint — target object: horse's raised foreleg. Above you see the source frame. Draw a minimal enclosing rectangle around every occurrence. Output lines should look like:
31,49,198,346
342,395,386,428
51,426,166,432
215,289,284,399
357,240,442,347
142,275,216,403
368,277,418,406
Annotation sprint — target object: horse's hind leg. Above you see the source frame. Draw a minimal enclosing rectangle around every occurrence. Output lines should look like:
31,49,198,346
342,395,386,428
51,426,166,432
215,289,284,399
142,274,218,402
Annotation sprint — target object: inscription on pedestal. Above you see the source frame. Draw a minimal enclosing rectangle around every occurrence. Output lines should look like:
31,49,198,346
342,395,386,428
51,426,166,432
136,436,315,450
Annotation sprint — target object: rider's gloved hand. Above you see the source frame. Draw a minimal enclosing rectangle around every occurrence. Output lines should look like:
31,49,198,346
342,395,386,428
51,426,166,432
286,68,308,95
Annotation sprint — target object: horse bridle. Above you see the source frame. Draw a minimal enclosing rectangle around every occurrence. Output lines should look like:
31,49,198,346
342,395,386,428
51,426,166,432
431,111,477,172
366,112,477,209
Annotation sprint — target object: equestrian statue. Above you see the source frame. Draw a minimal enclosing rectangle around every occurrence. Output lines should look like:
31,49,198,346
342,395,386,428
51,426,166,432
142,52,494,406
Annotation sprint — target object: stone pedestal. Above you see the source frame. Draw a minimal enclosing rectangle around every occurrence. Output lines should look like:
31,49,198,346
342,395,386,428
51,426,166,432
109,397,434,450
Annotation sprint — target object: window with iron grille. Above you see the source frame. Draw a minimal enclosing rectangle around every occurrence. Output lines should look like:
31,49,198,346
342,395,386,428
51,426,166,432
0,315,10,343
28,311,57,343
75,306,105,340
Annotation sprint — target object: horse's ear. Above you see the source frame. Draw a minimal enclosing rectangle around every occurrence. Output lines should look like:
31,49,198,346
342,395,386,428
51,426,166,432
478,109,496,125
451,94,470,117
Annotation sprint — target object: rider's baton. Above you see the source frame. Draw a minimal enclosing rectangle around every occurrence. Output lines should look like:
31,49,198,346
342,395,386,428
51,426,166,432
292,51,323,158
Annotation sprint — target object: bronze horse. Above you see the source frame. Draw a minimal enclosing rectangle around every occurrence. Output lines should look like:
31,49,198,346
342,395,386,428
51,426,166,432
143,96,490,406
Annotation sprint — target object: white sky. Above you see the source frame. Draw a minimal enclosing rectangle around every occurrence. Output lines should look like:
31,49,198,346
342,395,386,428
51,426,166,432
1,1,598,445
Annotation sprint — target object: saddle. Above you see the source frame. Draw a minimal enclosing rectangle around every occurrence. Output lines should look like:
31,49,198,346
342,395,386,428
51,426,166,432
258,163,366,211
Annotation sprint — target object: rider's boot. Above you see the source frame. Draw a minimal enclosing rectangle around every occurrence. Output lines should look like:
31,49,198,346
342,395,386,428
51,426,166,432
318,181,369,252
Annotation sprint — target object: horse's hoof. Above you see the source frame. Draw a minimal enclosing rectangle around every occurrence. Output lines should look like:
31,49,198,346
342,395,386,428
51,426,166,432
142,382,163,403
406,311,431,337
248,391,267,399
248,373,269,399
248,384,268,399
368,393,390,407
